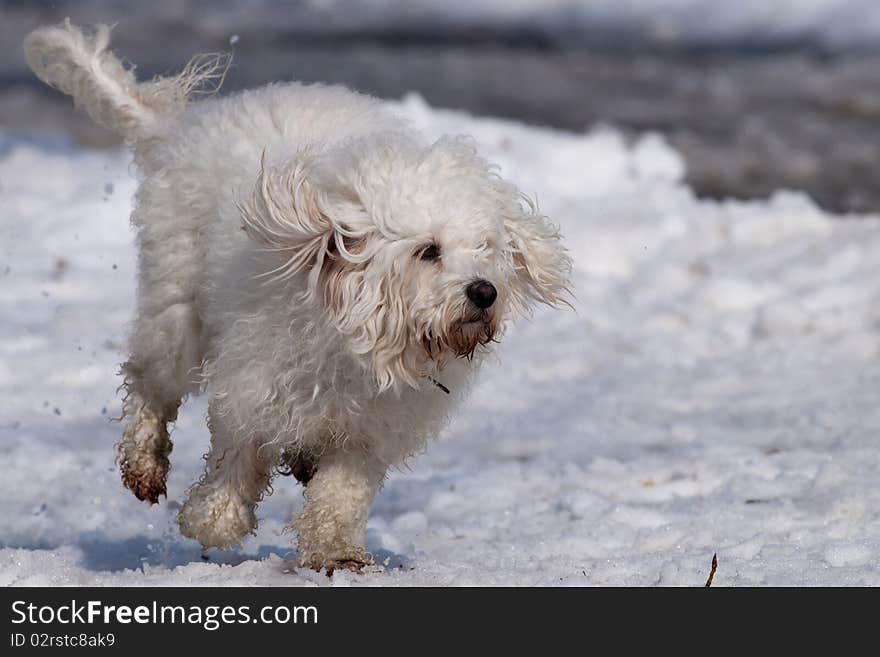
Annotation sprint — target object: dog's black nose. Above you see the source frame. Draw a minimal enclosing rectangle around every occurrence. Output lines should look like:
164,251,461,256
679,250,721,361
466,280,497,309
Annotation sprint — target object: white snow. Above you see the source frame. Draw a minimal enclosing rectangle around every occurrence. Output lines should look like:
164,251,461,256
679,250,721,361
2,95,880,586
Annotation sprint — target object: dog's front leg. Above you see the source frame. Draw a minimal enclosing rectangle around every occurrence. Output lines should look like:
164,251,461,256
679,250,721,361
295,445,386,574
177,401,274,549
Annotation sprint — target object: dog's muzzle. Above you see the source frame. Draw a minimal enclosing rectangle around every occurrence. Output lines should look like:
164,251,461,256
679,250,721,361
421,280,500,362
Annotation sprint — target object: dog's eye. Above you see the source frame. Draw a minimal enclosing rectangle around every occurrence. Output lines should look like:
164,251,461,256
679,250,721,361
418,244,441,261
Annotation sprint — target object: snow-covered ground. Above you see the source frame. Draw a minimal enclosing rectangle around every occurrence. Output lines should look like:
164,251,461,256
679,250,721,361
2,94,880,586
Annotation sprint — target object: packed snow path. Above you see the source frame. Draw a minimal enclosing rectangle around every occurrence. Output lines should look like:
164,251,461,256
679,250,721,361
2,95,879,585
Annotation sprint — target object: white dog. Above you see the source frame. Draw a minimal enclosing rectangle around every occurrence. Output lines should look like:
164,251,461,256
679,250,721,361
25,21,571,573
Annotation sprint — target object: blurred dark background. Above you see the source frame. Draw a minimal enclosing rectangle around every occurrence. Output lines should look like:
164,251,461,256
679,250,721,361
3,0,880,213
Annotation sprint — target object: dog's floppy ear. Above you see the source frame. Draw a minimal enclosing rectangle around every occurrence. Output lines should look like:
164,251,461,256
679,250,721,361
237,150,372,295
502,193,572,312
239,149,411,391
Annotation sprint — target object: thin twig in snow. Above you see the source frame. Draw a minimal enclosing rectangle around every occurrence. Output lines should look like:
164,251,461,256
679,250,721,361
705,553,718,587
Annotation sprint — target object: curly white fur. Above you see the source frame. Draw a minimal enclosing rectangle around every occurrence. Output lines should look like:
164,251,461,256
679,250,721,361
25,20,572,573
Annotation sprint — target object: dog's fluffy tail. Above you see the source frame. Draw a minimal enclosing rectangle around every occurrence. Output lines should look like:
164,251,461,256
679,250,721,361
24,20,229,141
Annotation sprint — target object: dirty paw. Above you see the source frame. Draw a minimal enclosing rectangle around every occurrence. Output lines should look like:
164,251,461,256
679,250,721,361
322,558,369,577
117,405,171,505
121,464,167,505
177,489,257,550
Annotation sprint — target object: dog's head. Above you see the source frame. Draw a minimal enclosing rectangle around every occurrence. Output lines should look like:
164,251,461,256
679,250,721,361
239,133,571,391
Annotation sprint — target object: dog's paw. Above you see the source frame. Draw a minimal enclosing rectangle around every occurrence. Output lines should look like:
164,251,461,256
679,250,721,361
118,405,171,505
120,462,167,505
300,548,371,576
177,487,256,549
322,559,368,577
301,556,370,577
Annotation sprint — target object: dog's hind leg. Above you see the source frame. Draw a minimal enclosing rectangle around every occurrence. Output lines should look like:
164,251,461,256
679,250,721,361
118,300,201,504
295,445,387,574
117,186,209,504
177,400,275,549
118,221,206,506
